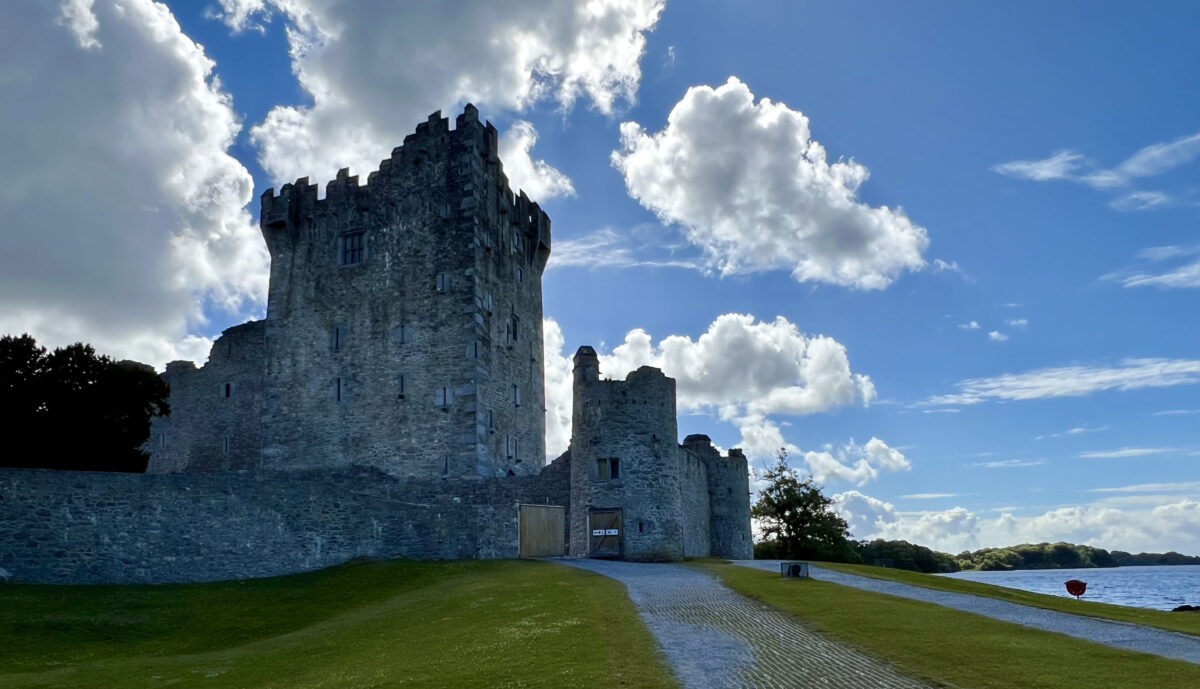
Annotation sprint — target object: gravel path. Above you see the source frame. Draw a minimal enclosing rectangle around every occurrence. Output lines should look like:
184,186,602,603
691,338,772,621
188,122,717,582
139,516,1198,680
560,558,931,689
739,560,1200,665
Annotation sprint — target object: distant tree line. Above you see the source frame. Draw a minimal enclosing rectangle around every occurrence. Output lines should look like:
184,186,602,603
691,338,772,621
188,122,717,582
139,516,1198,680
749,456,1198,572
954,543,1200,571
0,334,169,473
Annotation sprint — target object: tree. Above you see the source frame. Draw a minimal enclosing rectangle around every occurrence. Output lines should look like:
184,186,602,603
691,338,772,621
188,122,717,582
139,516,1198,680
0,334,169,472
751,449,861,562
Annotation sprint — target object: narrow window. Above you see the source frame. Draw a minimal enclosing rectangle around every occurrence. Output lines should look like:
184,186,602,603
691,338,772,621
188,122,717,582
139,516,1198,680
223,382,231,398
486,409,494,430
398,374,406,398
483,292,494,313
340,231,366,265
436,386,451,407
512,384,521,407
468,341,480,358
336,377,342,402
396,324,409,344
639,521,644,534
332,325,343,352
436,272,449,292
505,434,512,458
516,267,524,283
441,455,450,476
513,437,520,459
596,458,620,481
159,432,166,449
510,314,519,343
222,436,230,455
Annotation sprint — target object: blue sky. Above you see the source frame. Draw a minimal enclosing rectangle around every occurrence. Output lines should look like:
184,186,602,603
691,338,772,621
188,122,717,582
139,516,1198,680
2,0,1197,554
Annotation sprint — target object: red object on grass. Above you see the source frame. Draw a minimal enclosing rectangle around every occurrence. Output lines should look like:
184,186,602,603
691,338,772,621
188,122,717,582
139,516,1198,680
1065,579,1087,599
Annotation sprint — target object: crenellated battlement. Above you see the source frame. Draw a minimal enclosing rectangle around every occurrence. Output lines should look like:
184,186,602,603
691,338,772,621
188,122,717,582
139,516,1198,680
259,105,551,260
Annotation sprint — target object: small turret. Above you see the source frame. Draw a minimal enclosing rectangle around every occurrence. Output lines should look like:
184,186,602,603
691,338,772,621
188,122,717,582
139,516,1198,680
573,346,599,384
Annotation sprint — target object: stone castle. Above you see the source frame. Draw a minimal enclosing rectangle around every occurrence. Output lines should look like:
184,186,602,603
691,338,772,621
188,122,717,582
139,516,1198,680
0,106,750,583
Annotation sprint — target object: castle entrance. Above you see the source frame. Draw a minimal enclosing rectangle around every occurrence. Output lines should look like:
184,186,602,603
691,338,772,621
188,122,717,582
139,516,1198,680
588,509,622,558
518,504,565,557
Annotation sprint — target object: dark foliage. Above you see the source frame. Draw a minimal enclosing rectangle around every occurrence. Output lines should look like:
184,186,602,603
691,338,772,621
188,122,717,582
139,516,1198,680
0,334,168,472
751,449,862,563
1110,550,1200,567
955,542,1200,571
856,539,960,573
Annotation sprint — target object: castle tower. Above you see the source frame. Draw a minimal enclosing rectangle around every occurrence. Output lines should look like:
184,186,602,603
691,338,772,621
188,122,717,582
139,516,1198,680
148,106,550,478
257,106,550,478
568,350,688,560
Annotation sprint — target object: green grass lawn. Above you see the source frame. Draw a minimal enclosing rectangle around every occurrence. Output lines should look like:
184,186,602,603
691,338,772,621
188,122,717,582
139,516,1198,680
0,559,677,689
704,562,1200,689
816,561,1200,637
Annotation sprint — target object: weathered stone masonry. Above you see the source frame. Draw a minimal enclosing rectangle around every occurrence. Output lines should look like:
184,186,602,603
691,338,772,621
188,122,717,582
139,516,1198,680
0,459,569,584
151,105,548,479
0,106,752,584
568,347,752,561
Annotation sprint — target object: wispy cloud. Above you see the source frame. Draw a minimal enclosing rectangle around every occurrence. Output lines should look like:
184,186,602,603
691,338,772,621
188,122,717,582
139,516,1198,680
902,492,961,499
1090,481,1200,493
1103,244,1200,290
922,408,960,414
988,331,1008,342
975,459,1043,468
1079,447,1177,459
993,150,1084,181
1036,424,1109,440
549,226,700,271
1006,318,1029,328
1113,132,1200,180
925,358,1200,406
1155,409,1200,416
993,131,1200,211
958,321,980,330
1110,191,1172,212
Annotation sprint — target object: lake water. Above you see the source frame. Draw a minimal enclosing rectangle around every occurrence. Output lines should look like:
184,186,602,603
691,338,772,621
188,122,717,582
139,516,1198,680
939,565,1200,611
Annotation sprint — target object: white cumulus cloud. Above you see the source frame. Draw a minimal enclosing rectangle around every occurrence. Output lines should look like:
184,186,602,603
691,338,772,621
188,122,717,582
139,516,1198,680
497,120,575,201
612,77,929,289
0,0,268,367
218,0,664,197
839,494,1200,555
542,313,878,462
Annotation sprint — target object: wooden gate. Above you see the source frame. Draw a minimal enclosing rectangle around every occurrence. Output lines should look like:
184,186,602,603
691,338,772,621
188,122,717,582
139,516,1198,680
589,509,622,558
518,504,565,557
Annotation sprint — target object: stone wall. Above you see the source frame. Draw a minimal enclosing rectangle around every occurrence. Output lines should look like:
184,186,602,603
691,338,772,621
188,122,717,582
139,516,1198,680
147,321,265,473
684,435,754,560
0,459,569,584
679,447,712,558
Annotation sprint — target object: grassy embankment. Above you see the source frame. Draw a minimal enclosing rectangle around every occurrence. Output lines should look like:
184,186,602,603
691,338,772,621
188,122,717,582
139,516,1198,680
703,561,1200,689
0,559,677,689
819,561,1200,637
